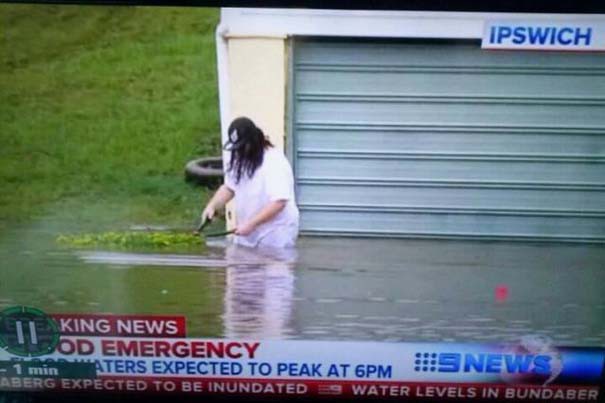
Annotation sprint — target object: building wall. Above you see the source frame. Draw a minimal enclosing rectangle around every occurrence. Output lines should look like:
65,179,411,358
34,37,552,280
224,36,287,228
218,10,605,235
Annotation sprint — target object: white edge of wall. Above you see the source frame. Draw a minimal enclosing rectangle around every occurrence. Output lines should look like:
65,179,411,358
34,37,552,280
220,8,605,39
215,19,230,168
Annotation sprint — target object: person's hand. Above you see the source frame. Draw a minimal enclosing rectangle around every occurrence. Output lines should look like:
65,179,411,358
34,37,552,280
234,221,256,236
201,204,215,224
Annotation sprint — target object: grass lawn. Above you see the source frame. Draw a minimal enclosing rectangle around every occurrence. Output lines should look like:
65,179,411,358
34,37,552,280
0,4,221,231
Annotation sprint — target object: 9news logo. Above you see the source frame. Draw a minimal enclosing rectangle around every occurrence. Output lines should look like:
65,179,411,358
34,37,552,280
414,351,552,375
413,352,439,372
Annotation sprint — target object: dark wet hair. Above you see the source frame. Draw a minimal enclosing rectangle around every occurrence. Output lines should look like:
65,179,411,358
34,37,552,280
224,117,273,184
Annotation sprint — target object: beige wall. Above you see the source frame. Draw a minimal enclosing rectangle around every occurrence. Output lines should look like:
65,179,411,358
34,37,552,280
225,36,287,229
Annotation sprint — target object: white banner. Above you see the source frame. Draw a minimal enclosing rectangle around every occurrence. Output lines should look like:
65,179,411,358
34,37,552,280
1,336,603,385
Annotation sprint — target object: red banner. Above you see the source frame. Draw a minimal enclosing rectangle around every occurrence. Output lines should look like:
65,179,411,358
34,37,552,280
2,376,598,401
50,314,186,338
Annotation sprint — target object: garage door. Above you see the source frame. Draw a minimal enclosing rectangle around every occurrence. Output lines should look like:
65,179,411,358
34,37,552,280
291,38,605,242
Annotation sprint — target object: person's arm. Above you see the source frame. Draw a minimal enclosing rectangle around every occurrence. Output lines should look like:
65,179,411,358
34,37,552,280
201,184,234,222
235,199,287,236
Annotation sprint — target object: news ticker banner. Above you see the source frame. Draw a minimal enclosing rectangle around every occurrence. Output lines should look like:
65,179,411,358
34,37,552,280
0,337,604,400
0,307,604,401
482,21,605,51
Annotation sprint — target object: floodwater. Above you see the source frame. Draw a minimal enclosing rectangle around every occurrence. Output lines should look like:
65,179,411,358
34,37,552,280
1,221,604,346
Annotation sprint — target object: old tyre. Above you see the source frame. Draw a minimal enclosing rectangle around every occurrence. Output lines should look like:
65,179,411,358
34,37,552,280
185,157,223,188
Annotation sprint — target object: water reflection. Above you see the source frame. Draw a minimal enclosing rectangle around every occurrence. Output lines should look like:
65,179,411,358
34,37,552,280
223,244,297,339
62,237,605,345
2,224,604,345
76,241,299,338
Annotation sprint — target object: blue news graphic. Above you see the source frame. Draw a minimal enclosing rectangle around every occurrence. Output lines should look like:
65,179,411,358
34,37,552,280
414,352,551,375
489,25,592,47
413,341,605,386
552,348,605,385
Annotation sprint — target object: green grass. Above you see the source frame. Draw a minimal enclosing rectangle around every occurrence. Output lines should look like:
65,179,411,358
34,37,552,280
0,5,221,229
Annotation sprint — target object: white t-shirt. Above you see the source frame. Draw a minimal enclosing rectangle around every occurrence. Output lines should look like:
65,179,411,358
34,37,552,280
224,147,300,248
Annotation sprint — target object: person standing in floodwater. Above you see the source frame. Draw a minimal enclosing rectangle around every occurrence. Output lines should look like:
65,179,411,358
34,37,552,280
201,117,300,249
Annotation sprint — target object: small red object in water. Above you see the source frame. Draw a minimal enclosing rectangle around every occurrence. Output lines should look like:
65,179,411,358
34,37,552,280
495,284,509,302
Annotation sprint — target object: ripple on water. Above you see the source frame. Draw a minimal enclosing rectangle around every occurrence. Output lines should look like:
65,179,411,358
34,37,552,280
505,327,534,333
334,314,359,319
465,317,495,323
315,298,342,304
306,266,340,272
433,325,493,331
456,332,483,338
77,251,237,268
367,297,387,302
395,299,420,304
474,334,505,340
391,325,432,333
364,315,401,321
547,324,585,329
345,323,390,329
302,329,331,335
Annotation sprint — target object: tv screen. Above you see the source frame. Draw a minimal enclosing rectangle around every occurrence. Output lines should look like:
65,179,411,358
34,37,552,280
1,3,604,402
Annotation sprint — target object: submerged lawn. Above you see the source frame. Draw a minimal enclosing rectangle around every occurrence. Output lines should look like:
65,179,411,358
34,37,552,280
0,5,221,230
